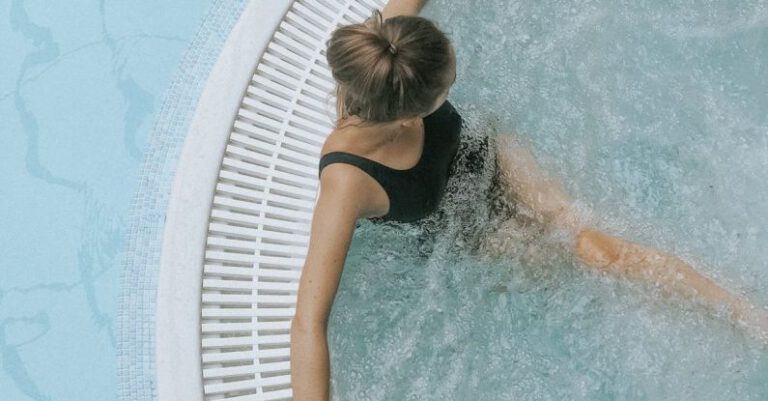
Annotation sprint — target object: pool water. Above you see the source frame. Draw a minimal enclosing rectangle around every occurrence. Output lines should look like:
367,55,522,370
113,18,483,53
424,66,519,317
3,0,767,400
327,1,768,400
0,1,225,400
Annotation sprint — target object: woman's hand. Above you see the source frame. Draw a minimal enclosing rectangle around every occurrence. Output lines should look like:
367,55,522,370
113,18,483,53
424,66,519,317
382,0,430,20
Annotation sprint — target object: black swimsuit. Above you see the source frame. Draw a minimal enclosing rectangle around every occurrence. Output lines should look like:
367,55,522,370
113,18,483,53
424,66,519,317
318,100,463,223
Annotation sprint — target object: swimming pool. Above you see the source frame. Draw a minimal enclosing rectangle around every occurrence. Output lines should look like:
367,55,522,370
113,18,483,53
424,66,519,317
3,0,767,400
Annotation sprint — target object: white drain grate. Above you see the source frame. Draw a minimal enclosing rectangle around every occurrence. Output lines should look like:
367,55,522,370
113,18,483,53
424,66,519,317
157,0,386,400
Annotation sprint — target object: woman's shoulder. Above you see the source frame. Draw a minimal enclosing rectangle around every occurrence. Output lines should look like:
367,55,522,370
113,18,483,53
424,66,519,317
316,146,382,219
320,119,401,158
320,127,372,161
319,130,345,158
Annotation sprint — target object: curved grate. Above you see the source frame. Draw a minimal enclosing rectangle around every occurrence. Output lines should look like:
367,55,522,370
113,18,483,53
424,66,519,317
200,0,385,399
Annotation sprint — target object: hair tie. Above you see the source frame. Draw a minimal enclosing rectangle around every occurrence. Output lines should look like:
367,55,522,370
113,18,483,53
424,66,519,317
388,42,398,55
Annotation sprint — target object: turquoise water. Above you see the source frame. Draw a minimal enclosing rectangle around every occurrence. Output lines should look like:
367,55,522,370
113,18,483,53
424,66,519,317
0,1,217,399
328,1,768,400
3,0,767,400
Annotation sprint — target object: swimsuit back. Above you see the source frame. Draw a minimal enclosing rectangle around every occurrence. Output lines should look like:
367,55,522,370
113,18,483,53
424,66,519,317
318,100,463,223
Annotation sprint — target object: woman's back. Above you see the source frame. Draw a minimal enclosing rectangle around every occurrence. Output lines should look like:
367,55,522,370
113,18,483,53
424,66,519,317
318,99,464,223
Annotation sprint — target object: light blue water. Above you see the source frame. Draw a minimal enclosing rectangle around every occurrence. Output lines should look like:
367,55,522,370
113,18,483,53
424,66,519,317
2,0,767,401
0,1,222,400
328,1,768,400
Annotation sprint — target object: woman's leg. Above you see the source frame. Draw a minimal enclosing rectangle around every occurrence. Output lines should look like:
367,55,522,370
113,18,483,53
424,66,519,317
482,132,768,342
574,229,759,322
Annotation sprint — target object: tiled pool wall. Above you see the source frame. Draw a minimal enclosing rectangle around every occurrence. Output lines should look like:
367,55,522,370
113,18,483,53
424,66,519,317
2,0,253,400
114,1,246,400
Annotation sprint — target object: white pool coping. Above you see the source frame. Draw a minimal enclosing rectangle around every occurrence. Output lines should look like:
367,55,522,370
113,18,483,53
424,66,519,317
155,2,293,400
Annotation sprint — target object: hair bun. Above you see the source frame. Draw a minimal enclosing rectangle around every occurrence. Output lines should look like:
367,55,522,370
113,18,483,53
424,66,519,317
326,8,453,122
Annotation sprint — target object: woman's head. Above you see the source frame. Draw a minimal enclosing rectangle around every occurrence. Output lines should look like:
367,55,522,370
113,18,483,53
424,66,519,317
326,9,456,124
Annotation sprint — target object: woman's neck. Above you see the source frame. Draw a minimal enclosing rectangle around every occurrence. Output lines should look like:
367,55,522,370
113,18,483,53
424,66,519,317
335,115,421,148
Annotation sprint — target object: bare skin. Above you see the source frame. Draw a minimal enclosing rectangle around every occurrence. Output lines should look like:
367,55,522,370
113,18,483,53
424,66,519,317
291,3,437,401
478,133,768,343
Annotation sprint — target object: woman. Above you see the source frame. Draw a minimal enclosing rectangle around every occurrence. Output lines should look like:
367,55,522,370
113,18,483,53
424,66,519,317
290,1,768,399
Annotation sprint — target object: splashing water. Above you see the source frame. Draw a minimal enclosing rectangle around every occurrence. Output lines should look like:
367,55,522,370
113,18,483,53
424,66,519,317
327,1,768,400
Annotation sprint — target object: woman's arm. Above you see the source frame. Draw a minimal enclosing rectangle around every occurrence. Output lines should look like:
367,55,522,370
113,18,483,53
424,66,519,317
290,167,366,401
382,0,429,19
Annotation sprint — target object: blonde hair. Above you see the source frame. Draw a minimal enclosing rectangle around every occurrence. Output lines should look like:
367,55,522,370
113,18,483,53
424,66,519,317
325,9,453,125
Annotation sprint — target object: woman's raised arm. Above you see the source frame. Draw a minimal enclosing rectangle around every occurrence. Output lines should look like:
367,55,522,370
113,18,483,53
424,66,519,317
382,0,429,19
